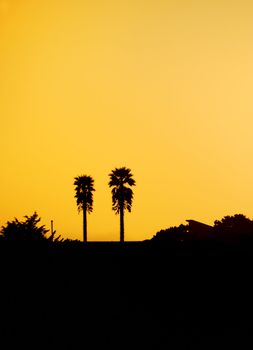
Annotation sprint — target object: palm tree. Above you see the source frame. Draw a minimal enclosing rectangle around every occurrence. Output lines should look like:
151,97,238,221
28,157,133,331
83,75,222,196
108,167,136,242
74,175,95,242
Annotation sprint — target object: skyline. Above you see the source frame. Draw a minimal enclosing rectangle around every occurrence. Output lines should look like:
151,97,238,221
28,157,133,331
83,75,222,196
1,0,253,241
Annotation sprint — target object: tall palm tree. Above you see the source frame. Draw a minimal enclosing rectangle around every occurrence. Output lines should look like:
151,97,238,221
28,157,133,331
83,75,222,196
74,175,95,242
108,167,136,242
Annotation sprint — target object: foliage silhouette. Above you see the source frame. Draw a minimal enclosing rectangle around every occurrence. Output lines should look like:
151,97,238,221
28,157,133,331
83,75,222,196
213,214,253,243
0,212,62,242
74,175,95,242
152,214,253,245
152,224,189,242
108,167,136,242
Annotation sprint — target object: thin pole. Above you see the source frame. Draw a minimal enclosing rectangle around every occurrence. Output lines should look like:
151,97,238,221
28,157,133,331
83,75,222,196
51,220,54,235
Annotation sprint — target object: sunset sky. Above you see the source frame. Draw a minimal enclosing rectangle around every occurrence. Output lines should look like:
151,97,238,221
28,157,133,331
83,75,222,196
1,0,253,241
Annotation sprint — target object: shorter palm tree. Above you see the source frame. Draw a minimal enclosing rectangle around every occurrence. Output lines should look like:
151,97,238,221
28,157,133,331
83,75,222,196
74,175,95,242
108,167,136,242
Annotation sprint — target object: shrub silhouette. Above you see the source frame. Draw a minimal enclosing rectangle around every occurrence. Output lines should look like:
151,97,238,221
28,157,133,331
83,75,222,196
214,214,253,243
152,214,253,245
0,212,62,242
152,224,189,242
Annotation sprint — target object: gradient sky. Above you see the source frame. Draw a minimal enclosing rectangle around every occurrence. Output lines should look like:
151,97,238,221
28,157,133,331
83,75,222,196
1,0,253,241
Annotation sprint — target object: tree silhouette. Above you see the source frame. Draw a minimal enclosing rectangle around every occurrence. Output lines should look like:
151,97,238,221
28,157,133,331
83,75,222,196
214,214,253,243
0,212,62,242
108,167,136,242
152,224,189,242
74,175,95,242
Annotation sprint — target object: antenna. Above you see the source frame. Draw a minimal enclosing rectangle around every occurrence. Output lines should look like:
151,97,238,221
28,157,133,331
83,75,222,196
51,220,54,235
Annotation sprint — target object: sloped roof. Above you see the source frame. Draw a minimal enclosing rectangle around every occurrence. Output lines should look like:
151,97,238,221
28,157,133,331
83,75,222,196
185,220,213,239
186,220,213,229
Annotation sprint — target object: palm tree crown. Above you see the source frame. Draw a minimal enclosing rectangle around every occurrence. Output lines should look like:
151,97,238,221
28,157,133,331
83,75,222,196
109,167,136,213
74,175,95,213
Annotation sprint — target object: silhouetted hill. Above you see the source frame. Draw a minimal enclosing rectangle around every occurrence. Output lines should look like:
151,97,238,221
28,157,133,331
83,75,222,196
0,240,253,349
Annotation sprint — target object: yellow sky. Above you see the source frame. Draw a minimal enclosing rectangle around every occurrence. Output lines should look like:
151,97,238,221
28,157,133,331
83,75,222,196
1,0,253,241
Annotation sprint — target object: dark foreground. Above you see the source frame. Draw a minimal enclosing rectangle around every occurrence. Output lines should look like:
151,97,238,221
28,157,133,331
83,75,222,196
0,240,253,349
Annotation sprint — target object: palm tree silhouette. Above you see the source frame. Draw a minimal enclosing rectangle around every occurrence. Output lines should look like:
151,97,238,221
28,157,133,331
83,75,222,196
74,175,95,242
108,167,136,242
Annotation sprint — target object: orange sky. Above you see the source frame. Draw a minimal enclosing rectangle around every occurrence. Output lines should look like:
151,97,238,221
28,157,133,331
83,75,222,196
1,0,253,241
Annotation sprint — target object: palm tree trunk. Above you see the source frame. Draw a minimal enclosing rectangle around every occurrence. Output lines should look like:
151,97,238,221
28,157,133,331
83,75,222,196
83,208,87,243
120,205,124,242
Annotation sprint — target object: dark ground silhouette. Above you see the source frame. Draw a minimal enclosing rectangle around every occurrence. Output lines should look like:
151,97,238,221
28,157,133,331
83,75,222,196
0,240,253,349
